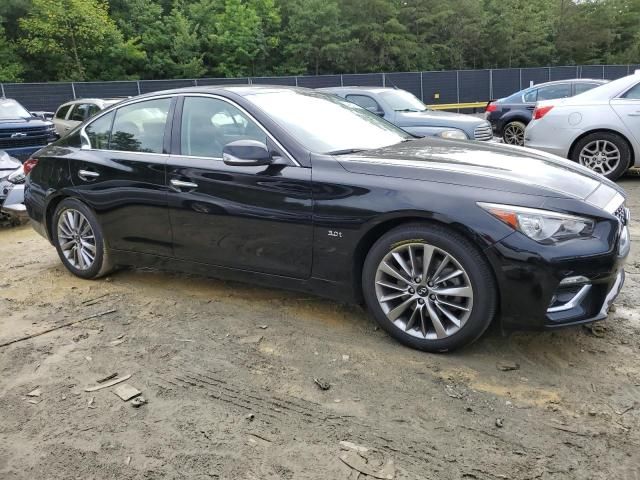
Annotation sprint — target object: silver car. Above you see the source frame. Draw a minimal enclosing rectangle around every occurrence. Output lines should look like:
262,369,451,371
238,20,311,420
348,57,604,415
320,87,493,141
53,98,121,136
525,72,640,181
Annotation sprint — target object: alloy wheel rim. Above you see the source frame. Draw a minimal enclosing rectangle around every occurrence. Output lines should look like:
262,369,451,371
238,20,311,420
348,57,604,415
578,140,620,175
503,124,524,145
374,242,473,340
57,209,96,270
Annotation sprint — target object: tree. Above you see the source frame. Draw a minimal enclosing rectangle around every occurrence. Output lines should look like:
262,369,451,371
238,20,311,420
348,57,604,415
0,23,23,81
19,0,144,81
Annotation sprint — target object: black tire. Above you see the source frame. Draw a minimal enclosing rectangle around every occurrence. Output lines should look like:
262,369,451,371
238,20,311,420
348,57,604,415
52,198,113,279
571,132,631,181
502,120,526,146
362,223,497,352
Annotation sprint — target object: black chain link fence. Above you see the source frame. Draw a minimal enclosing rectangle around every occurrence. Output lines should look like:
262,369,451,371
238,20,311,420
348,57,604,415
2,64,638,112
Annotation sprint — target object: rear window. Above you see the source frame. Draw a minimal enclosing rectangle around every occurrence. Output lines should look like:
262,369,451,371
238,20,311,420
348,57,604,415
55,104,72,119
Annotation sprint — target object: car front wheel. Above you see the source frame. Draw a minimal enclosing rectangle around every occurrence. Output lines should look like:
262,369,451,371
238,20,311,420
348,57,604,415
362,223,497,352
52,198,113,279
571,132,631,181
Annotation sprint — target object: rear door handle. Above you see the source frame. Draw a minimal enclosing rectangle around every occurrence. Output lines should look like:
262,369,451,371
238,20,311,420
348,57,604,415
78,169,100,181
170,179,198,191
627,112,640,117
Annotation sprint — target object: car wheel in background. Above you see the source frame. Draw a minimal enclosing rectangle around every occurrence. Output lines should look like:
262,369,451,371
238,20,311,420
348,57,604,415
502,121,526,146
362,223,497,352
53,198,113,279
571,132,631,181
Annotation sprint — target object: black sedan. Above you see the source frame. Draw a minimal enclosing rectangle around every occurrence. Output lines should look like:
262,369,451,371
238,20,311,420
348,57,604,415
24,86,629,352
485,79,607,145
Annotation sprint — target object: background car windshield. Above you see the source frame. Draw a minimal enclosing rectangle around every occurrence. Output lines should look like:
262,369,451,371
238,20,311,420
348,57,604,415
0,99,31,119
379,90,427,111
246,90,410,154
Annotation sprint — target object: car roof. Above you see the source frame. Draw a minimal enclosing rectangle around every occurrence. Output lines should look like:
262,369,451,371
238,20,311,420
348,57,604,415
59,98,125,107
522,78,608,90
318,86,395,94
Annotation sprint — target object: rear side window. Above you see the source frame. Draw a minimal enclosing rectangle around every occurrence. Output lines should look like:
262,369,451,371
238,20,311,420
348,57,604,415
85,111,114,150
623,83,640,100
345,94,382,113
537,84,571,101
55,104,71,119
110,98,171,153
574,82,601,95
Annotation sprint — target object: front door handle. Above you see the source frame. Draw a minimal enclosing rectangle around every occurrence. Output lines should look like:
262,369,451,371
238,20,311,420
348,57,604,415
627,112,640,117
170,179,198,191
78,169,100,181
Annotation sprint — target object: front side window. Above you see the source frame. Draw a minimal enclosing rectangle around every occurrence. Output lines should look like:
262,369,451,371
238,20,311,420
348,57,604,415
537,84,571,101
180,97,267,158
55,104,71,119
622,82,640,100
246,90,410,154
85,111,114,150
110,98,171,153
346,94,383,113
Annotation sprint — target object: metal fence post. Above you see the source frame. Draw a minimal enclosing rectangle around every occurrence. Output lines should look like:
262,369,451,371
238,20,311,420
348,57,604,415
519,69,522,90
602,65,605,79
456,70,460,104
0,83,4,97
489,69,493,100
419,72,424,102
295,76,299,87
382,73,386,87
340,74,344,87
136,80,141,95
71,82,76,99
194,78,198,86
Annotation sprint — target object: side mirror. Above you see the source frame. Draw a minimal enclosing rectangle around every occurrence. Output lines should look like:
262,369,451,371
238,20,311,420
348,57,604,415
222,140,272,166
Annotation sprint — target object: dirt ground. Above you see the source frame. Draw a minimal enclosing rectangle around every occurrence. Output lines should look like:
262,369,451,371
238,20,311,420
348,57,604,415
1,176,640,480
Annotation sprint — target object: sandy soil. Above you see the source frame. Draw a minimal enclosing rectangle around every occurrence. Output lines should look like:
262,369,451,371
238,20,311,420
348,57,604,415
1,175,639,480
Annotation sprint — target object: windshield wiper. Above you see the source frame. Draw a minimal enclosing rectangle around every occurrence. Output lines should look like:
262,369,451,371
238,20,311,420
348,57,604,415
326,148,368,155
394,108,424,112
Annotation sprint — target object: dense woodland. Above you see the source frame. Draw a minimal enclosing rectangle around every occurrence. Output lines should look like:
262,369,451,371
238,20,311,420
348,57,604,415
0,0,639,83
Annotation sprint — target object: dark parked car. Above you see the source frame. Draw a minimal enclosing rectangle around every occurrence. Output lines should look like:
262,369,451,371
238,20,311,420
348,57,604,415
485,79,608,145
321,87,493,141
25,86,629,352
0,98,58,160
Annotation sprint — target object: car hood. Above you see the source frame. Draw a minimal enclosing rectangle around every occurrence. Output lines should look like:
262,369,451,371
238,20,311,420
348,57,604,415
338,138,623,203
0,117,54,129
394,110,486,128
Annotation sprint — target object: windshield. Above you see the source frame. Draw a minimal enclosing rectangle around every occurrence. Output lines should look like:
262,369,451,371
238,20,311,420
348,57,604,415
0,99,32,120
379,90,427,112
246,90,411,154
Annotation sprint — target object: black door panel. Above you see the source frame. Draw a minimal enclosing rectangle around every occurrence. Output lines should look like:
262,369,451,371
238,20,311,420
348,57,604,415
69,150,171,255
167,156,313,278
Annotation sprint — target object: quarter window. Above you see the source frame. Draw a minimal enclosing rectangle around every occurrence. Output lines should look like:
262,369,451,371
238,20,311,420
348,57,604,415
574,82,600,95
85,111,114,150
623,83,640,100
523,89,538,103
110,98,171,153
345,94,383,113
180,97,267,158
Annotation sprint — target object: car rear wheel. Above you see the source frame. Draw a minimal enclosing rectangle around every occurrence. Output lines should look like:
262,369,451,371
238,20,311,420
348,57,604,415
53,198,112,279
502,121,526,146
571,132,631,181
362,223,497,352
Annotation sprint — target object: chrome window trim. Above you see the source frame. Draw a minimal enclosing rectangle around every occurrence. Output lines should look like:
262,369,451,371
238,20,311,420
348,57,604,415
79,92,301,167
178,93,300,166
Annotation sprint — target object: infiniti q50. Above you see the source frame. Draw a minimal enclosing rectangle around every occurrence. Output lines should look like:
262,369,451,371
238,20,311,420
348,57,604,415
24,86,629,352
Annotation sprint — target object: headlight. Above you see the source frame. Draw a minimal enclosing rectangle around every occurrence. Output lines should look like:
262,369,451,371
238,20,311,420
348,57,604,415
438,129,468,140
7,165,25,185
478,203,594,244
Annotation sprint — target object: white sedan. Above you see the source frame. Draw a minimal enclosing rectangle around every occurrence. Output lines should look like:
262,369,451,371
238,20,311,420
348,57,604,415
525,71,640,181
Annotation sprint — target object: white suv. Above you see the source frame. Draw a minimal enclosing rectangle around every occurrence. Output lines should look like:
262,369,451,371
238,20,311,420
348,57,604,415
525,71,640,181
53,98,121,136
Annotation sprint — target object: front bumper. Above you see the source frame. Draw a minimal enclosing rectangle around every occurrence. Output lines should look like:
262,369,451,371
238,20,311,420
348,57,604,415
485,221,629,331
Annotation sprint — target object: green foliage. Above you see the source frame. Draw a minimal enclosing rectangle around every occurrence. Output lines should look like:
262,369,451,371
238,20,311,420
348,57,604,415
18,0,144,81
0,0,637,82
